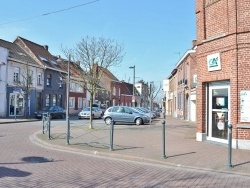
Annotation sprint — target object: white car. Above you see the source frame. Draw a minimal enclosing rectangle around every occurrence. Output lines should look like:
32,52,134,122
78,107,103,119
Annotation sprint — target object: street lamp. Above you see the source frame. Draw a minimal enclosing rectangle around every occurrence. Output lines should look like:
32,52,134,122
129,65,135,107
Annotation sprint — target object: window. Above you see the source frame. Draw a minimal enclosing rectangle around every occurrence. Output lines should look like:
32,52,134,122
13,67,20,82
76,84,83,92
52,95,56,106
37,72,42,85
46,94,50,106
59,77,63,88
113,86,116,96
58,95,62,107
29,70,33,85
78,98,83,109
69,97,75,108
70,83,76,91
47,74,51,86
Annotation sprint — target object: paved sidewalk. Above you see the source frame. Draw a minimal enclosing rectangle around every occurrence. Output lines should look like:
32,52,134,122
0,117,39,124
4,116,250,176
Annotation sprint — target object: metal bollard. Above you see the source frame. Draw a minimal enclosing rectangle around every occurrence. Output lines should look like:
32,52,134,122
42,113,45,134
47,112,51,140
162,120,167,159
110,120,114,151
228,124,233,168
66,116,70,145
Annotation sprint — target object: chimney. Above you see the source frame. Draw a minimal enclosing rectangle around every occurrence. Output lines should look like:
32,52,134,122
192,40,197,48
43,45,49,51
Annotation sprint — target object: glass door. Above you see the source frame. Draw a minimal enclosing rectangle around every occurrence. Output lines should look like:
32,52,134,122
208,83,230,142
9,93,24,116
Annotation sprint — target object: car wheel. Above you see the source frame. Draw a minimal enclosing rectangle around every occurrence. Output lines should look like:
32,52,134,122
105,117,112,125
135,118,142,126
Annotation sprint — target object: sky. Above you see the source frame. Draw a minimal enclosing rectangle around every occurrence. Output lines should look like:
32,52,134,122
0,0,196,100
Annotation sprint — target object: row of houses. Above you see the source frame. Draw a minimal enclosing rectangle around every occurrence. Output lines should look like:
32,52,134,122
0,36,152,118
163,0,250,150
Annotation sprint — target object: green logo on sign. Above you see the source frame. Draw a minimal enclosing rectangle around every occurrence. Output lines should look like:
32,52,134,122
209,57,218,67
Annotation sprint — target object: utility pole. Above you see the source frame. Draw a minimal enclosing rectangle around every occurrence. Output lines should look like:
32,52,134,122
66,55,70,145
129,65,135,107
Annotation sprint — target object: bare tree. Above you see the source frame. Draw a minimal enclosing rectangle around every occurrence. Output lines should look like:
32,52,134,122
15,62,34,118
62,36,124,128
149,82,162,110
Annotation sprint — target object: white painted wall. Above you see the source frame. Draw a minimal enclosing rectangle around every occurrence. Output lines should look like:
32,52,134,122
0,47,8,117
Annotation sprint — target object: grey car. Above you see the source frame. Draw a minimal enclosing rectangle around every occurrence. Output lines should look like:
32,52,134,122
103,106,150,125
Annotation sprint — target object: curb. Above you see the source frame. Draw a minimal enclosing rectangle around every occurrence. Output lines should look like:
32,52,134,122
30,130,250,177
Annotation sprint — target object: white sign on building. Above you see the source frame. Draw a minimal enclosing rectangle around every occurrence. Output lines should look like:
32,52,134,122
240,91,250,122
207,53,221,71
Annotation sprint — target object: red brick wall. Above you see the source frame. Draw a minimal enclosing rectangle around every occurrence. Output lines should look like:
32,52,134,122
196,0,250,139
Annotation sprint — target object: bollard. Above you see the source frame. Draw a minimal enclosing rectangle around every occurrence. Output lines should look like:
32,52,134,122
110,120,114,151
228,124,233,168
66,116,70,145
162,120,167,159
47,112,51,140
42,113,45,134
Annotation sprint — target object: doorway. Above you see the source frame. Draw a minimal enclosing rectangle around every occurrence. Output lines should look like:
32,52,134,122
208,82,230,143
9,93,24,116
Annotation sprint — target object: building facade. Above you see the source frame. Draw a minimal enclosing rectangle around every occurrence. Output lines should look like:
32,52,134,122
196,0,250,149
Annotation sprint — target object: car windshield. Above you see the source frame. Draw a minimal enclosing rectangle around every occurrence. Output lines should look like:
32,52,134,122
83,107,91,111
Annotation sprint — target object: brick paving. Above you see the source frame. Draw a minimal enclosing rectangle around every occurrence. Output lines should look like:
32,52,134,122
0,117,250,187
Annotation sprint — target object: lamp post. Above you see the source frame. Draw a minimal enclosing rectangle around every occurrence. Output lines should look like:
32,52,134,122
129,65,135,107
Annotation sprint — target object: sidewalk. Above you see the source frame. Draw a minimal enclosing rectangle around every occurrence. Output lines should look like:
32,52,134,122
31,116,250,176
0,117,39,124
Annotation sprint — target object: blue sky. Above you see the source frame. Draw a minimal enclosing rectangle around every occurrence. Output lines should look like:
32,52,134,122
0,0,196,97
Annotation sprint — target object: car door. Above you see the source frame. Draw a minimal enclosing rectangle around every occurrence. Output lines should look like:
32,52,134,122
123,107,134,123
111,106,121,121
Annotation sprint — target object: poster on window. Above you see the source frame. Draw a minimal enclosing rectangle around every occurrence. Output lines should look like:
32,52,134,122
240,91,250,122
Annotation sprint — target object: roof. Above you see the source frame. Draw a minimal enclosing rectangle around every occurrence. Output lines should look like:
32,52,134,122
0,39,41,66
55,56,84,79
14,36,65,73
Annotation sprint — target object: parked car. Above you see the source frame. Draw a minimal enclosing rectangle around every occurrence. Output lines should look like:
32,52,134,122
136,107,156,119
78,107,103,119
35,106,66,119
103,106,150,126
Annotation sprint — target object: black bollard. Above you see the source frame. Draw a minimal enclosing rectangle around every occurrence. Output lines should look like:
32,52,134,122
228,124,233,168
162,120,167,159
110,120,114,151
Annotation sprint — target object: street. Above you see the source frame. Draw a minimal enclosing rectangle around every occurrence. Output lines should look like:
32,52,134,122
0,120,250,187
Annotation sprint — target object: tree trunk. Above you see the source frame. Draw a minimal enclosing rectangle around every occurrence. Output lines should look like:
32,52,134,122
89,93,93,129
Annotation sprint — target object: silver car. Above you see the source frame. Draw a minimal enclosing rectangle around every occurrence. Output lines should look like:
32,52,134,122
103,106,150,125
78,107,103,119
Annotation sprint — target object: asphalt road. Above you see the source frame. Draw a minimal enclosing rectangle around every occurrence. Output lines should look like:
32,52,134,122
0,121,250,187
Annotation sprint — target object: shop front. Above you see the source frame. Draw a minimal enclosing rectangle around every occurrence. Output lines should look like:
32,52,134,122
9,89,25,117
207,81,230,144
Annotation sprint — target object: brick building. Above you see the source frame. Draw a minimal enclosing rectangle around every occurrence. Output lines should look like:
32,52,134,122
196,0,250,149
